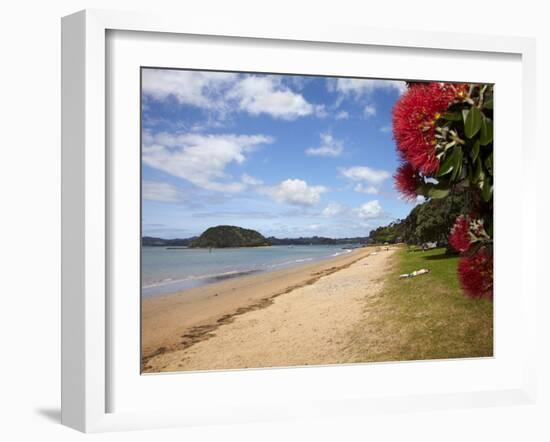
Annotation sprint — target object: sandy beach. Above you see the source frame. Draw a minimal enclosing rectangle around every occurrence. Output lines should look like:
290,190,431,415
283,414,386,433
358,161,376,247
142,245,395,373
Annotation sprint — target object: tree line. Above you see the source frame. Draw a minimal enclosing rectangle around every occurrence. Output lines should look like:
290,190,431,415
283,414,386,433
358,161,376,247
368,192,473,247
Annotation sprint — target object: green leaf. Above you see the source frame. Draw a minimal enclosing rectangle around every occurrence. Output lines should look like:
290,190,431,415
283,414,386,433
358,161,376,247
472,157,484,183
443,111,462,121
484,97,493,110
479,117,493,145
462,109,469,124
416,183,430,196
427,186,451,199
470,139,480,162
481,179,493,202
464,107,482,138
485,152,494,176
437,155,454,176
450,147,463,181
437,146,459,177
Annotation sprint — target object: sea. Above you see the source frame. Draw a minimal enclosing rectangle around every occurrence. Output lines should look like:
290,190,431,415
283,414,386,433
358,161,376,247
141,244,357,297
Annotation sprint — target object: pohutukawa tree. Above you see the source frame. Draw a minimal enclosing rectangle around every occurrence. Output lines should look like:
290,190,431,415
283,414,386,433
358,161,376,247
392,82,494,300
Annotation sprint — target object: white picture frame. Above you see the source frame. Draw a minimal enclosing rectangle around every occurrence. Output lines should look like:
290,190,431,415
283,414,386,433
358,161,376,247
61,9,537,433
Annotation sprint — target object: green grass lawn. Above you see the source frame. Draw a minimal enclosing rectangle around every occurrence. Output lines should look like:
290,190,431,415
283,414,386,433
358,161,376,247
348,246,493,363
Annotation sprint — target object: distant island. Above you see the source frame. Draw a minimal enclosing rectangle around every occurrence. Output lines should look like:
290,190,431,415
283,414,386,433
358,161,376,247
189,225,270,248
142,227,371,248
141,236,198,247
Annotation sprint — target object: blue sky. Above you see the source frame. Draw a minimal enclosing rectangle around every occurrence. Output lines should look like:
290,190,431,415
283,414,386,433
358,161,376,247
141,68,417,239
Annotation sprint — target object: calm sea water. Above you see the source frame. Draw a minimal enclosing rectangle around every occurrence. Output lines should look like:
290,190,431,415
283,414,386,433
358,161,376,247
141,245,356,297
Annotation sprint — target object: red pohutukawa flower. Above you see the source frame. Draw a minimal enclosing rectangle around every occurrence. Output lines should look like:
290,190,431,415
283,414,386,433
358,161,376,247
449,215,472,253
394,162,422,201
457,248,493,300
392,83,468,175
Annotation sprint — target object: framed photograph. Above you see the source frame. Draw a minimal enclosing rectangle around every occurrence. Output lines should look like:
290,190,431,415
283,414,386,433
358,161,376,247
61,9,537,432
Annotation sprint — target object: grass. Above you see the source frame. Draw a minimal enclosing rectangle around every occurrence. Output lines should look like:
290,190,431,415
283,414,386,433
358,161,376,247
348,246,493,363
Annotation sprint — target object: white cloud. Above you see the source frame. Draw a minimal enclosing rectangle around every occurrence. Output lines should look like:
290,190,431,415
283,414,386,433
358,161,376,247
142,132,273,192
363,104,377,118
322,202,346,217
330,78,407,97
305,133,344,157
142,70,323,120
241,173,263,187
142,69,237,110
262,179,327,207
142,181,182,202
335,110,349,120
227,75,322,120
354,183,379,194
286,76,310,90
340,166,390,185
354,200,383,220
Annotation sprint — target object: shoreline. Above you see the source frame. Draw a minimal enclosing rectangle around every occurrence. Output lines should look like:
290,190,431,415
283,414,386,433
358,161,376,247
141,245,390,372
142,245,356,297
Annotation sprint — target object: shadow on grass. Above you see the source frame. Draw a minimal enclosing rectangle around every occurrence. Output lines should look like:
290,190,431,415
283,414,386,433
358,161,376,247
422,252,458,261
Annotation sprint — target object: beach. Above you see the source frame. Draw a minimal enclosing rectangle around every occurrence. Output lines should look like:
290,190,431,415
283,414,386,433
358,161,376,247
142,245,394,373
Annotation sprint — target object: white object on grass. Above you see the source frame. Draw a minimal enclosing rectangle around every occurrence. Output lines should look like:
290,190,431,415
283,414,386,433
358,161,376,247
399,268,430,279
